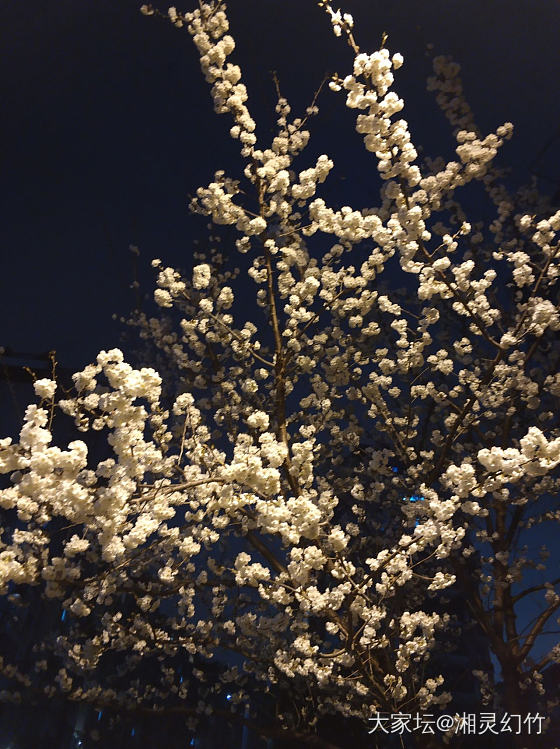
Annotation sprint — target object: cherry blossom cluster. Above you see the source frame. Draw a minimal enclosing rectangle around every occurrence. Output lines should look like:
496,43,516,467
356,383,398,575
1,0,559,742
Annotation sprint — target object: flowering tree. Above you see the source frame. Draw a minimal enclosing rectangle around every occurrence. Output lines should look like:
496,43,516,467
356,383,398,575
1,1,560,747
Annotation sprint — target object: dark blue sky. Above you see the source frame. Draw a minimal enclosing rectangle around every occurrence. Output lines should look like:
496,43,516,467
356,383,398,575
2,0,560,370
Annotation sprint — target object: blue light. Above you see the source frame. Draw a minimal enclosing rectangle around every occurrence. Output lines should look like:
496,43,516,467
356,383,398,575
190,739,196,747
402,495,424,503
131,728,135,737
226,693,232,701
391,466,398,473
61,610,67,622
97,710,103,721
179,676,183,684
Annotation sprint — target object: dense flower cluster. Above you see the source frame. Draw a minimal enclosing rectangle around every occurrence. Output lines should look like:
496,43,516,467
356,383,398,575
1,2,559,745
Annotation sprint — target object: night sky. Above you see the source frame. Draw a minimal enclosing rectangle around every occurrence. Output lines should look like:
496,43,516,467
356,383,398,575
2,0,560,373
1,0,560,682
